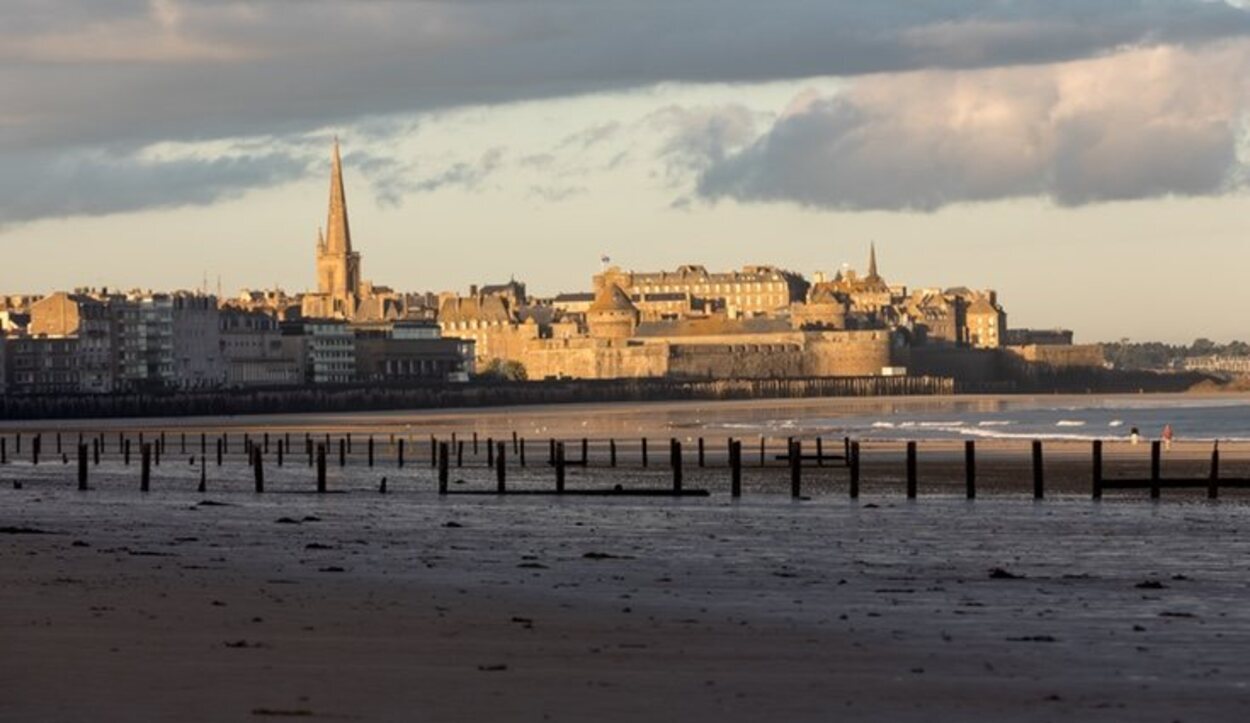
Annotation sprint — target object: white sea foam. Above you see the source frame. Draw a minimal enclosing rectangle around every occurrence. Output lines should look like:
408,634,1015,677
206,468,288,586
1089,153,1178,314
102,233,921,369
1056,420,1086,427
1108,420,1124,427
977,421,1013,427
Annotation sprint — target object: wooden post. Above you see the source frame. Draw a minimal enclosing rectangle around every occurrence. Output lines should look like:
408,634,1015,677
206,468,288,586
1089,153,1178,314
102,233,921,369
487,438,495,468
201,433,206,457
93,438,100,466
181,433,187,454
1209,442,1220,500
548,438,556,466
1,437,6,464
759,436,766,467
555,441,566,493
905,441,917,499
77,444,88,491
670,438,683,492
1150,440,1161,500
456,441,464,468
438,442,449,494
1092,440,1103,500
790,439,802,499
609,439,617,467
844,437,852,468
140,444,151,492
472,431,479,455
277,440,284,467
198,454,206,493
965,440,976,500
729,439,742,498
1032,440,1044,500
253,449,264,494
339,438,346,467
496,442,506,493
216,438,222,467
430,436,437,468
398,438,405,468
698,437,705,468
125,439,132,466
519,438,527,467
316,444,327,493
368,436,374,467
849,441,860,499
641,438,648,468
512,431,519,454
32,434,39,466
581,438,588,466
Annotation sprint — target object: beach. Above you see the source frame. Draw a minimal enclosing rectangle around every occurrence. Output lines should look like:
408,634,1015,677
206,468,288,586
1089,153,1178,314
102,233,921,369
4,394,1250,721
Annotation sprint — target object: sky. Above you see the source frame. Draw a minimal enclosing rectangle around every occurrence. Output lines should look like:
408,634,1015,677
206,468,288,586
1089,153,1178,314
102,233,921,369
2,1,1249,344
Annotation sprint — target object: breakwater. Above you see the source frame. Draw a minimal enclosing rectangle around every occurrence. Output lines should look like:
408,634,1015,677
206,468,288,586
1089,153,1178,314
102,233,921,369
0,375,954,421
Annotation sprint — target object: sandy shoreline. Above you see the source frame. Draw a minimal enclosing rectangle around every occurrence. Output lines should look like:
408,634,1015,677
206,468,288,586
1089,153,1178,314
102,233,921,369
4,490,1250,721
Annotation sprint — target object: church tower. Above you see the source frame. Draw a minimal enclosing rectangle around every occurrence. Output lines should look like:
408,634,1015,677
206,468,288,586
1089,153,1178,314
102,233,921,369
315,139,361,316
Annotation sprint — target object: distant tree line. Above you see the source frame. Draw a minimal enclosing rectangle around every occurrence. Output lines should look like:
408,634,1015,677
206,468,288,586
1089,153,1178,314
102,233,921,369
1102,338,1250,371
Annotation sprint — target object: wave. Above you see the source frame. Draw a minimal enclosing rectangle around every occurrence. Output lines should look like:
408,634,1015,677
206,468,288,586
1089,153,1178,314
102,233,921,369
977,421,1013,427
1055,420,1086,427
1108,420,1124,427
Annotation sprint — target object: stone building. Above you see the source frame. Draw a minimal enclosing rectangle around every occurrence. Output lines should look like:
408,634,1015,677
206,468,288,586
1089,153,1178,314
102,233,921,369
114,292,174,390
299,140,406,323
595,264,808,318
354,322,475,383
281,320,356,384
171,293,224,389
4,336,79,394
28,291,114,392
219,309,301,387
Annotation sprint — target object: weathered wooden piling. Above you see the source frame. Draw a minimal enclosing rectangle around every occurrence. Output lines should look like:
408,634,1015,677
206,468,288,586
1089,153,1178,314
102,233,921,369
519,439,526,467
140,444,152,492
198,454,206,493
581,438,589,465
815,437,824,467
729,439,742,498
398,438,405,468
1150,440,1161,500
472,432,479,455
843,437,852,468
671,438,683,492
32,434,40,466
77,444,88,491
548,438,556,466
965,435,975,497
555,442,567,493
698,437,705,468
368,435,374,467
1092,440,1103,500
93,438,100,466
1032,440,1044,500
849,441,861,499
181,433,187,454
316,444,327,493
262,432,269,454
56,432,62,454
216,438,223,467
253,449,265,494
487,438,495,467
1209,442,1220,500
906,441,917,499
277,440,284,467
609,439,617,467
457,441,464,468
438,442,450,494
496,442,506,493
641,438,649,468
759,436,766,467
1,437,7,464
512,431,519,454
789,439,802,499
339,438,346,467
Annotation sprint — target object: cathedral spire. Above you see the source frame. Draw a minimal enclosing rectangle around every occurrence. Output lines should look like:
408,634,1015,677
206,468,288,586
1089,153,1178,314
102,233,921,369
867,242,880,280
325,137,352,255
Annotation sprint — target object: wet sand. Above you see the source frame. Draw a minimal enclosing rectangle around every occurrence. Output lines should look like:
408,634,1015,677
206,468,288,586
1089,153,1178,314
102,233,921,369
4,489,1250,722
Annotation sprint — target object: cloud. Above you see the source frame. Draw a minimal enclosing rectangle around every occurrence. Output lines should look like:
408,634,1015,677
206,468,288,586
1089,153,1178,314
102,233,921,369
695,43,1250,210
0,144,313,226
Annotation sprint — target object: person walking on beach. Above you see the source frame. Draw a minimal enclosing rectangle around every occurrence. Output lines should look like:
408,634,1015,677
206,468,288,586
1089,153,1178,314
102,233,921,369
1162,424,1174,451
1130,426,1140,445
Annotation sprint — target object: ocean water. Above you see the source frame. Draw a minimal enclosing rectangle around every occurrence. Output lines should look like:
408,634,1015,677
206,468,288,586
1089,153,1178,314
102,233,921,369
709,396,1250,442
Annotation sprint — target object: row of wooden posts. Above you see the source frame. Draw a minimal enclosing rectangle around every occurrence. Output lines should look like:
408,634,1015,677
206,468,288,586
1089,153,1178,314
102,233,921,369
5,430,1244,499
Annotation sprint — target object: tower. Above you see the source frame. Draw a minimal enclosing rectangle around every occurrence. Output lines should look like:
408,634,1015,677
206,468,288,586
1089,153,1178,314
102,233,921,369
315,139,361,317
866,242,880,281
